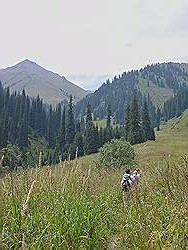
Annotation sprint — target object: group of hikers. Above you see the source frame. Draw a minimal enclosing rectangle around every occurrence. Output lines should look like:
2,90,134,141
121,168,141,192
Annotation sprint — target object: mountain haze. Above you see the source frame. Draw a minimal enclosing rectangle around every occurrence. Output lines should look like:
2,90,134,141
66,74,113,91
0,60,88,106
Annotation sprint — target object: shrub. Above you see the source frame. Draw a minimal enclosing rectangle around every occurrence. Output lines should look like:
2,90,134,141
96,138,135,168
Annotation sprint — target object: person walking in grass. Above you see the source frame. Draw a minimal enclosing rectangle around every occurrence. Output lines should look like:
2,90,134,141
121,168,141,192
130,169,141,185
121,169,133,192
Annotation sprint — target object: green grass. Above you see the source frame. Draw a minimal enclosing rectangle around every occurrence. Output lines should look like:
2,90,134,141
1,111,188,249
138,77,174,108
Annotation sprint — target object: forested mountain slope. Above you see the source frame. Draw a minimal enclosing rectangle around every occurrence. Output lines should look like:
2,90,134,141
0,59,88,106
75,62,188,122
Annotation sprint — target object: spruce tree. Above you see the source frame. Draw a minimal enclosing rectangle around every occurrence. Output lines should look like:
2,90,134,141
127,91,145,144
66,95,75,147
156,107,161,131
1,108,9,148
47,105,53,147
124,103,130,139
84,104,97,154
114,125,121,139
98,127,103,148
142,100,155,141
18,112,29,148
105,104,113,142
56,106,66,156
106,104,111,128
74,133,84,157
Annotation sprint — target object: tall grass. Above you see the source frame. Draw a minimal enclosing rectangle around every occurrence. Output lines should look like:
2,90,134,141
1,156,188,249
1,112,188,248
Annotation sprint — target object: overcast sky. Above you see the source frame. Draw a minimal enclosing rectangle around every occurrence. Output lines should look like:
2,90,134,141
0,0,188,81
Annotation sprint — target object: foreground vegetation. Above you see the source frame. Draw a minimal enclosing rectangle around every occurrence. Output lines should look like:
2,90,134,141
1,111,188,249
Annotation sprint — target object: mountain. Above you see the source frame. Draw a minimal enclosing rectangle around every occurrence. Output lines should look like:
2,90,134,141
66,74,113,91
75,62,188,122
0,59,88,106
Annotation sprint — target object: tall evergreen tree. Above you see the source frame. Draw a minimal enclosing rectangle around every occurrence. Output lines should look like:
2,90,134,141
142,100,155,141
74,133,84,157
156,107,161,131
106,104,111,128
98,126,103,148
56,106,66,156
1,108,9,148
47,105,54,147
84,104,97,154
66,95,75,146
124,103,130,139
127,91,145,144
18,116,29,148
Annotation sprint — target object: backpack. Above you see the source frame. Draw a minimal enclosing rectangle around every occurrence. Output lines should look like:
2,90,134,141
121,179,131,192
121,173,131,192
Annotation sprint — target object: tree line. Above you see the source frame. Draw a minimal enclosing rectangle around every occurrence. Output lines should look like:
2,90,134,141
163,87,188,121
1,79,188,169
0,82,123,167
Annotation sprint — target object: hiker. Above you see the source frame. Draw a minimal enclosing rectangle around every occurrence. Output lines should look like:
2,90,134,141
131,169,141,185
121,169,133,192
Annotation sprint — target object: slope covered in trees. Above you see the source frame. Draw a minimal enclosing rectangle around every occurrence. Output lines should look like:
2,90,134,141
0,82,157,170
75,62,188,123
1,62,188,170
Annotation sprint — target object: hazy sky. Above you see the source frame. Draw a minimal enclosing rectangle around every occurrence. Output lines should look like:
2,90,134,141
0,0,188,79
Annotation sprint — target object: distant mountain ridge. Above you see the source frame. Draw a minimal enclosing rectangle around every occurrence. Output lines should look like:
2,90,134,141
75,62,188,122
0,59,88,106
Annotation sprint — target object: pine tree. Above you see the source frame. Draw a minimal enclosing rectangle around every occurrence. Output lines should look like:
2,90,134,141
47,105,53,147
74,133,84,157
95,123,100,150
1,108,9,148
18,112,29,148
85,103,92,123
124,103,130,139
66,95,75,147
127,91,145,144
156,107,161,131
106,104,111,128
114,125,121,139
56,106,66,156
84,104,97,154
98,127,103,148
142,100,155,141
105,104,113,142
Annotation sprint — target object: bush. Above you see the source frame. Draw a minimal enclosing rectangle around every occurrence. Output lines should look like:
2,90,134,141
96,138,135,168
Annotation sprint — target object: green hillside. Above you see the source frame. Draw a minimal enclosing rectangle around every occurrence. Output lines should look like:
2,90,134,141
138,77,174,108
1,111,188,249
75,62,188,122
136,109,188,163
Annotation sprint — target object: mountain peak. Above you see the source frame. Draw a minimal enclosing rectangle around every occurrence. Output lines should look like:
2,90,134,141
9,59,48,75
21,59,35,64
17,58,40,67
0,59,88,106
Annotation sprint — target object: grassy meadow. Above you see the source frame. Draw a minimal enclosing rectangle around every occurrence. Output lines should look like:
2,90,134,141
1,111,188,249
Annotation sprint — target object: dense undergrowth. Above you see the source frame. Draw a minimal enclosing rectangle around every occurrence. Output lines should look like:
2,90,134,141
1,112,188,249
